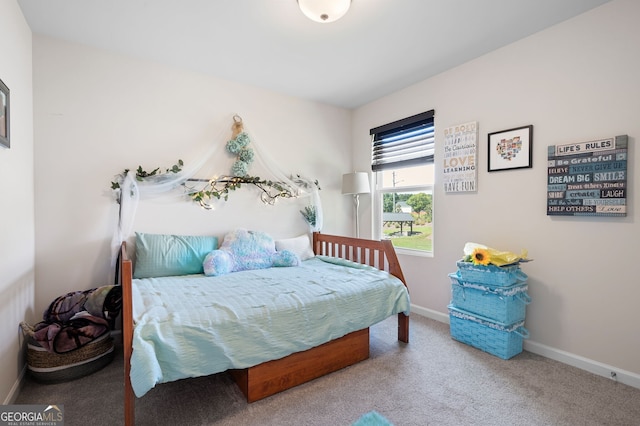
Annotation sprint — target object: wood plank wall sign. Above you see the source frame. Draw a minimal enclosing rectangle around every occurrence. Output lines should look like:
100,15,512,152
443,121,477,193
547,135,628,217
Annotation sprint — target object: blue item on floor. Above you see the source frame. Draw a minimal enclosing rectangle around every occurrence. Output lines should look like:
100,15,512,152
352,410,394,426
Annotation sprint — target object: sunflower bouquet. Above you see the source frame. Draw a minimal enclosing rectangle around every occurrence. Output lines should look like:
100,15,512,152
462,242,530,267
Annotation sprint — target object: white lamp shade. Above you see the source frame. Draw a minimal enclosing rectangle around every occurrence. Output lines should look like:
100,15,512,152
342,172,370,195
297,0,351,23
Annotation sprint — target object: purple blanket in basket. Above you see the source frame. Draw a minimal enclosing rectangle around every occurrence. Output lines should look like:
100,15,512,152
30,285,121,353
32,312,109,354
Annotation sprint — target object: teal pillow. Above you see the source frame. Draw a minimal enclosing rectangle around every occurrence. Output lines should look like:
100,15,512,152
134,233,219,278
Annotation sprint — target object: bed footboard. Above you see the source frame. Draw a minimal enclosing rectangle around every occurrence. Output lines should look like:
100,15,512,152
312,232,410,343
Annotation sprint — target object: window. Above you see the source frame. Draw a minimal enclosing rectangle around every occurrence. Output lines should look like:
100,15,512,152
371,111,435,255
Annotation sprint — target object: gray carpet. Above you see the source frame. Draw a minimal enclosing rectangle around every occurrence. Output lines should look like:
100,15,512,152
15,314,640,425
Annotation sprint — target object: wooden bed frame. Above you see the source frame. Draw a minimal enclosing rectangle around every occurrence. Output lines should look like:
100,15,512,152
119,232,409,425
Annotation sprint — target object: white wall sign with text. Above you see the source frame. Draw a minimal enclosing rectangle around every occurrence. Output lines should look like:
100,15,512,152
443,121,478,193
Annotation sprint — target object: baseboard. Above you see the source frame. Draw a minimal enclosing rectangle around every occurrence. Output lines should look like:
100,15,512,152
411,304,640,390
3,365,26,405
410,304,450,323
524,340,640,389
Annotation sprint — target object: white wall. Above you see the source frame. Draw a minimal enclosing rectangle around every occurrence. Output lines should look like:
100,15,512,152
0,0,34,404
353,0,639,380
32,36,353,316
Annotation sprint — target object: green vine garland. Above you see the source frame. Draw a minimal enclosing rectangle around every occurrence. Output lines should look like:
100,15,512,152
185,176,290,208
111,160,320,210
111,159,184,190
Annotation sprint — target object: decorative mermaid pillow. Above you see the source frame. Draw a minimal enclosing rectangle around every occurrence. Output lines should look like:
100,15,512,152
203,228,299,276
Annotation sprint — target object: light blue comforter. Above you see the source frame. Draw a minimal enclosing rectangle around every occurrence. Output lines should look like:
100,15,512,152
130,256,410,397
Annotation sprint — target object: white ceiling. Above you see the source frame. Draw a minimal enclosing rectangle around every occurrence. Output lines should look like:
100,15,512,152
18,0,610,109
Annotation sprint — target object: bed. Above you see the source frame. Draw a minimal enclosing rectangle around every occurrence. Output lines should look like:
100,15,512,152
119,232,410,426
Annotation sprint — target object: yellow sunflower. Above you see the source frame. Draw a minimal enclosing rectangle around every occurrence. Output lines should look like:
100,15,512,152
471,248,491,266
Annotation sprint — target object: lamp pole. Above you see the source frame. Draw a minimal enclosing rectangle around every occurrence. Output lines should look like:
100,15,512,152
354,193,361,238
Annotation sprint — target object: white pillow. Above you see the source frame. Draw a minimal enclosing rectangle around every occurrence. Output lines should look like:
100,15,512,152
275,234,315,261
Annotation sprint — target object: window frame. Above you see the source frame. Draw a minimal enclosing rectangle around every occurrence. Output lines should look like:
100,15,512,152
373,172,434,258
370,110,435,257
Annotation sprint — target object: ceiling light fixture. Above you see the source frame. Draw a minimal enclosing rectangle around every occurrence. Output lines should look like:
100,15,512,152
297,0,351,23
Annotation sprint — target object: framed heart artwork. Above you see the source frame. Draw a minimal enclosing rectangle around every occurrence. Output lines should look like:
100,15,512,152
487,125,533,172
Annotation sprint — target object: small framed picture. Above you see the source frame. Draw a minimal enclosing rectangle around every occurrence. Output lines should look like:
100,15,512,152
487,125,533,172
0,78,9,149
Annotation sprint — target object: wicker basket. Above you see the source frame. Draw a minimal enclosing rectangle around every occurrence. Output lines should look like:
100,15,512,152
21,322,114,383
449,273,530,323
448,305,529,360
456,261,528,287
